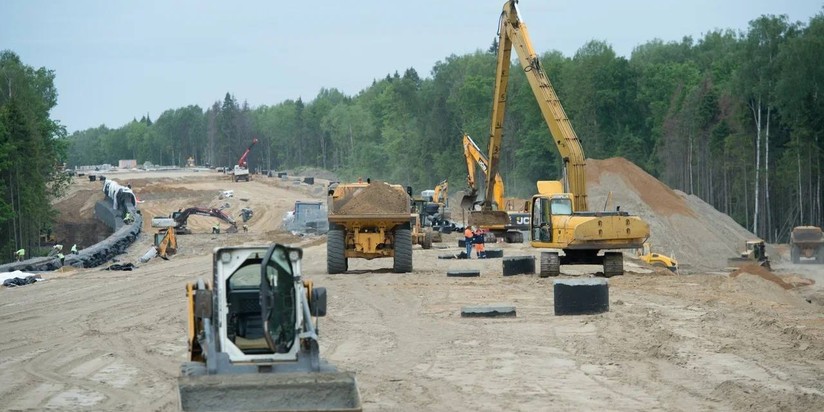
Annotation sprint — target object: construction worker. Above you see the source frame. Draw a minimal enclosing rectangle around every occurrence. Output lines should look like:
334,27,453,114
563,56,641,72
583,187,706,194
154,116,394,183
242,224,248,233
57,252,65,266
49,244,63,257
71,244,78,254
15,248,25,262
212,223,220,234
464,226,474,258
123,211,134,224
473,229,487,259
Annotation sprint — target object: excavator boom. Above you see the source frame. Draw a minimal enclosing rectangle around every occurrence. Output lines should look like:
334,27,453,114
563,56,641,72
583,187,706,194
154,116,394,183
462,133,505,211
491,1,588,211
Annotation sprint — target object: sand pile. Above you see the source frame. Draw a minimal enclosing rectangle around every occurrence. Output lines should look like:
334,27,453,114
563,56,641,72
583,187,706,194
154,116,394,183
585,158,756,271
730,264,791,289
335,181,410,215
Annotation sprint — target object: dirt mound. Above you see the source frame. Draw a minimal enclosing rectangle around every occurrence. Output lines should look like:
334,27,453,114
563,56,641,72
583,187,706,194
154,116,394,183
585,158,755,271
723,272,810,308
730,264,791,289
335,182,410,215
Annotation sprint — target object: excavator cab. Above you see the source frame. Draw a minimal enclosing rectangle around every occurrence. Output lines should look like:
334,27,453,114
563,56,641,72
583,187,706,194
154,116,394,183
178,244,361,411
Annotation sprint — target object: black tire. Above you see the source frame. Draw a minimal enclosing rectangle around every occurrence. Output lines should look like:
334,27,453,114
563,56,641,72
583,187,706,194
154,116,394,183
602,252,624,278
326,229,347,274
503,256,535,276
180,361,207,377
447,270,480,277
553,278,609,316
505,231,524,243
458,239,466,248
539,252,560,278
791,245,800,263
485,249,504,259
393,229,413,273
422,231,433,250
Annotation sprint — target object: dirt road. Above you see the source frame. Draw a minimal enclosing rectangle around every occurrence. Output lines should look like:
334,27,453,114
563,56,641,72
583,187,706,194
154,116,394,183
1,171,823,411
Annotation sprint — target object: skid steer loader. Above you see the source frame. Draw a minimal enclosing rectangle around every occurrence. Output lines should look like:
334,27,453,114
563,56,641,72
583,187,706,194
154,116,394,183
178,243,362,411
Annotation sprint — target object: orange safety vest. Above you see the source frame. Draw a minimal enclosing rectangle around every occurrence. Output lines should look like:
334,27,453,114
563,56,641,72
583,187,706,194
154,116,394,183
464,228,473,239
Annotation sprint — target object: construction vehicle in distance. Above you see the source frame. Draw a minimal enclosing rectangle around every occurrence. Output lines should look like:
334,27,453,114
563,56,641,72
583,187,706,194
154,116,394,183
728,240,771,270
790,226,824,263
461,133,529,243
487,1,650,277
151,207,239,234
153,227,177,259
637,242,677,272
326,181,413,274
283,200,329,235
233,138,259,182
178,243,362,411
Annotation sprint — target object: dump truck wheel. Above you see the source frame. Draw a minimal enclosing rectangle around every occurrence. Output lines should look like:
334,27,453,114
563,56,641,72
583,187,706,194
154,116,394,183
326,230,347,274
393,229,413,273
539,252,560,278
553,278,609,316
502,256,535,276
791,245,800,264
422,231,433,250
602,252,624,278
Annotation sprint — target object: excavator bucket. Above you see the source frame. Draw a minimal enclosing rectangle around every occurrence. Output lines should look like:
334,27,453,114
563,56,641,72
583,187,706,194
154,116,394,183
458,189,479,210
178,371,362,412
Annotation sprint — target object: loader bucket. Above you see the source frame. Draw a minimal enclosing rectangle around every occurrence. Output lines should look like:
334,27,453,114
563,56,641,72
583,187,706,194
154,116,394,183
468,210,509,227
178,371,362,412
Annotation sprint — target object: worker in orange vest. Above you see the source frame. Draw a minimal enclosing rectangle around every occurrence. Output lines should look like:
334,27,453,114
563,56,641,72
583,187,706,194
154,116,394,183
464,226,474,258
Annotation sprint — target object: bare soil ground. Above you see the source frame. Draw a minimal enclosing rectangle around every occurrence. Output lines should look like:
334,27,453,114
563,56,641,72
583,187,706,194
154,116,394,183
1,168,823,411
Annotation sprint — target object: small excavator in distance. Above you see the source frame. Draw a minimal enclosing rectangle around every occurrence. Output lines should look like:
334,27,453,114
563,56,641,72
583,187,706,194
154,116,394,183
461,133,529,243
487,1,650,277
151,207,239,234
178,243,361,411
233,138,259,182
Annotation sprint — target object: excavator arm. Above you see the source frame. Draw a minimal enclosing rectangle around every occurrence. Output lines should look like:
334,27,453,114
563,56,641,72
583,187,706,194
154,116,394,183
488,0,588,211
463,133,505,210
174,207,238,232
432,179,448,205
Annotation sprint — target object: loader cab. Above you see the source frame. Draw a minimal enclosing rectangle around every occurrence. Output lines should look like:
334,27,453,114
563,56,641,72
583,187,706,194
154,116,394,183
216,246,299,361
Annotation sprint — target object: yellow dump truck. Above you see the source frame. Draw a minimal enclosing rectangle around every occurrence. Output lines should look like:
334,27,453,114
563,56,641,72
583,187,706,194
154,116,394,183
326,181,413,273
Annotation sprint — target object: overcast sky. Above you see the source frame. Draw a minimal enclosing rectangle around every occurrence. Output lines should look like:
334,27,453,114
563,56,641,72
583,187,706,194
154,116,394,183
1,0,821,133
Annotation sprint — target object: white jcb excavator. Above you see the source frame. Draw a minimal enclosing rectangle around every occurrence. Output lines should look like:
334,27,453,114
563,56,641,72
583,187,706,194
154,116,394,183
178,243,362,411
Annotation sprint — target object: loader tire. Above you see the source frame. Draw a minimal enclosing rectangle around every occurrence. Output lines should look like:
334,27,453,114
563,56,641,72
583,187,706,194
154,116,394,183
601,252,624,278
422,231,433,250
180,361,206,377
553,278,609,316
327,230,347,274
539,251,560,278
393,229,413,273
791,245,800,264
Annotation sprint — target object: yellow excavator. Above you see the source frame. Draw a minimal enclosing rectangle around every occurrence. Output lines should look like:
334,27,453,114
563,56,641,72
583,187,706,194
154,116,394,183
484,0,649,277
462,133,529,242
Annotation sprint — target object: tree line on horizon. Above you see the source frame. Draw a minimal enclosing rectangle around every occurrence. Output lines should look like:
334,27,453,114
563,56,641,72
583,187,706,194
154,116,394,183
4,11,823,256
